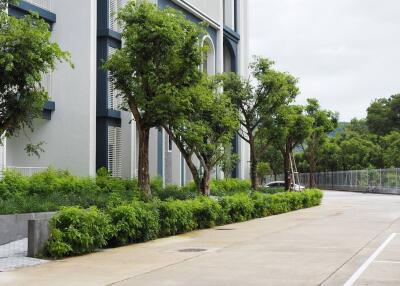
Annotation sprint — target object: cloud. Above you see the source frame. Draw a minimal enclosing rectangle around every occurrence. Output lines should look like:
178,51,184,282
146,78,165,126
249,0,400,121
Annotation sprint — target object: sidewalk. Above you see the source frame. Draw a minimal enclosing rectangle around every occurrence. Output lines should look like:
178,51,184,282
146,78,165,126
1,191,399,286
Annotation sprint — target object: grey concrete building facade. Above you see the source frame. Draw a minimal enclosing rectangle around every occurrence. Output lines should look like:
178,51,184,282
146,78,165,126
4,0,250,185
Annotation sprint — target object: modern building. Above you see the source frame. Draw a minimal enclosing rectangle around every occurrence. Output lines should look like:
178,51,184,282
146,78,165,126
4,0,250,185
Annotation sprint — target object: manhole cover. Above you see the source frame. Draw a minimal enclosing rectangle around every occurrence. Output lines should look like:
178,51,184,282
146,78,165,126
215,228,235,231
178,248,207,253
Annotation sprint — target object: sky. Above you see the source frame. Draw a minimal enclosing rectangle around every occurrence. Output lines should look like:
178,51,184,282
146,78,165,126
249,0,400,121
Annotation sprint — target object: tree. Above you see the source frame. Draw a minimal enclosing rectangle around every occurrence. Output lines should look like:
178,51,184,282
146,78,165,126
221,57,299,190
219,152,239,180
381,132,400,168
263,105,313,190
164,76,239,195
302,99,338,187
366,94,400,136
105,1,205,197
256,161,270,186
255,133,283,180
317,139,341,172
0,4,70,151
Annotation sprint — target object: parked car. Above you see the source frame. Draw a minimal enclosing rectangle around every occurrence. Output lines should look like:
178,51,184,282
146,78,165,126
264,181,305,191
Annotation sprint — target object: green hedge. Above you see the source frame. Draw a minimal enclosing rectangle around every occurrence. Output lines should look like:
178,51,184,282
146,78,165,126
45,189,323,258
0,170,253,214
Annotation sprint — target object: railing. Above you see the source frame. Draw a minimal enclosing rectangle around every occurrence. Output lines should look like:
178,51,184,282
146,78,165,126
1,166,47,178
24,0,52,11
265,168,400,195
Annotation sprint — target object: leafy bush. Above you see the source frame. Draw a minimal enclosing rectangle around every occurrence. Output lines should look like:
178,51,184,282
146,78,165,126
256,187,285,195
219,193,255,223
0,168,141,214
190,197,224,228
44,188,323,258
153,184,197,201
107,202,159,246
155,200,197,236
210,179,251,196
45,206,111,258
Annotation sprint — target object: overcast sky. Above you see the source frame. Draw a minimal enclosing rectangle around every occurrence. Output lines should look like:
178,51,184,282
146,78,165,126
249,0,400,121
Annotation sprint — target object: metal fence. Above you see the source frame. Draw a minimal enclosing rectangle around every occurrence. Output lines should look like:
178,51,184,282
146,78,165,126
266,168,400,195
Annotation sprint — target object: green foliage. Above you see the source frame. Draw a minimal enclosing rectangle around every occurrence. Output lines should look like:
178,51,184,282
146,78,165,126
0,11,70,143
210,179,251,196
156,199,197,237
107,202,160,246
165,75,240,195
153,184,197,201
104,1,206,194
190,197,224,228
45,207,111,258
0,168,141,214
256,187,285,195
219,193,255,223
366,94,400,136
43,183,323,258
220,57,299,189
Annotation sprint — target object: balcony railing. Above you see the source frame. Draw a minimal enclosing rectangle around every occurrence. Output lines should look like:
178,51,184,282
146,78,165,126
0,166,47,178
24,0,52,12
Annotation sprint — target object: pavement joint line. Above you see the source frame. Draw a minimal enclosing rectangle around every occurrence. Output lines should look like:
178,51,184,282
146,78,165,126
106,206,340,286
105,251,209,286
343,233,398,286
374,260,400,264
319,215,400,286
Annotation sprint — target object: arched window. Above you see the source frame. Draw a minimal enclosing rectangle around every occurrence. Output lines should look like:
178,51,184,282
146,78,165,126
201,36,216,75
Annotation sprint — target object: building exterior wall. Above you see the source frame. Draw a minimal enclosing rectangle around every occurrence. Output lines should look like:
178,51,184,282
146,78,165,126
7,0,97,176
5,0,249,183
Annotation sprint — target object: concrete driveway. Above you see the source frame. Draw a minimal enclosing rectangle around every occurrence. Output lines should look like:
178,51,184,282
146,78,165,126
1,191,400,286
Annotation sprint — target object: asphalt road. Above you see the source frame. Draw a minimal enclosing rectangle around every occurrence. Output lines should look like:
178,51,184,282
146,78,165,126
1,191,400,286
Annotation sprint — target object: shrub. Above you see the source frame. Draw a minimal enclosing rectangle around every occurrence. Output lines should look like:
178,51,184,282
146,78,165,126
107,202,159,246
256,187,285,195
191,197,224,228
45,206,111,258
251,192,271,218
219,193,254,223
155,200,197,236
153,184,197,201
210,179,251,196
0,170,29,200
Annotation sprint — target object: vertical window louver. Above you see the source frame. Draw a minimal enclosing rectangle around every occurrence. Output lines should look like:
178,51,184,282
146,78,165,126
108,126,122,177
108,46,122,110
109,0,123,32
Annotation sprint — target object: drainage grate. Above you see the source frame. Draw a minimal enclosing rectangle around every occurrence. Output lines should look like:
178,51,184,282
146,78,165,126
178,248,207,253
215,228,235,231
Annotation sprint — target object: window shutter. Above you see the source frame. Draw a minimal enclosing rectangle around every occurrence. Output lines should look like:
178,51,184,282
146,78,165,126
107,126,122,177
107,46,122,110
109,0,123,32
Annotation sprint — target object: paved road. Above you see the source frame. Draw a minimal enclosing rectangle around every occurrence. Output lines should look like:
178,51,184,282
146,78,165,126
1,191,400,286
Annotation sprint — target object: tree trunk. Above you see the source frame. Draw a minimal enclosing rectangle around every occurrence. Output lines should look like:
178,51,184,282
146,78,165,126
162,126,201,193
283,150,291,191
138,125,151,198
185,156,201,193
249,139,258,190
309,160,316,188
200,167,211,196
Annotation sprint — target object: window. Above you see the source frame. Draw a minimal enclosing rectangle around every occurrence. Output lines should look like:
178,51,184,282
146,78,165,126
202,36,215,75
223,0,236,31
107,126,122,177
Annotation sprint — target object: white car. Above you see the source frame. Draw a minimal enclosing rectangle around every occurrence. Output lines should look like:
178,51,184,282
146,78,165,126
265,181,305,191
